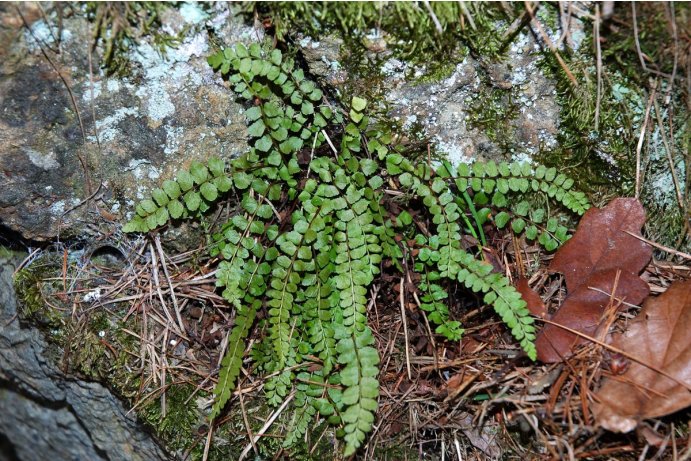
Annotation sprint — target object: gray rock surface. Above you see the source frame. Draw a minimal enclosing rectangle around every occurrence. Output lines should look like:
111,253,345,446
298,24,571,167
0,251,171,461
0,3,255,241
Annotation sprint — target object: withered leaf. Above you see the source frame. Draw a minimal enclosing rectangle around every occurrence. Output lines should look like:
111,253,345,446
593,280,691,432
516,277,547,319
535,198,652,362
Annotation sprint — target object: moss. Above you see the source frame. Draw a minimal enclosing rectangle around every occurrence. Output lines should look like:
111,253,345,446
535,52,632,199
11,247,212,457
465,85,519,148
85,2,185,76
139,384,202,456
0,246,25,260
13,253,65,330
252,2,514,84
536,3,688,251
412,61,457,85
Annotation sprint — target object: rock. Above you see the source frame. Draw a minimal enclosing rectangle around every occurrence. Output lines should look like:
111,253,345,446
0,251,171,461
298,25,564,167
0,3,258,241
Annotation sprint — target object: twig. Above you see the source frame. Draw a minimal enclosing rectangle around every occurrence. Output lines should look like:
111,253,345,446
537,318,691,392
630,2,677,81
149,242,183,337
399,277,412,381
160,329,168,418
594,4,602,131
587,286,643,310
306,129,319,178
623,230,691,261
239,391,295,460
238,391,258,458
423,0,443,34
634,87,657,199
663,2,679,105
652,98,685,213
457,1,476,31
15,6,93,196
202,423,213,461
321,129,338,159
524,1,579,87
86,21,101,149
154,234,186,335
257,193,281,223
556,1,573,49
500,6,535,51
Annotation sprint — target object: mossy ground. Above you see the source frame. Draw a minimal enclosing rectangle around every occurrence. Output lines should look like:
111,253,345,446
11,246,206,456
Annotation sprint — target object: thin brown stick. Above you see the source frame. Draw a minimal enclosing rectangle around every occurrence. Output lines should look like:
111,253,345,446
623,230,691,261
238,391,295,461
399,277,412,381
154,234,186,334
652,98,685,212
635,87,657,199
537,318,691,392
457,1,476,31
202,423,213,461
149,242,183,337
594,4,602,131
524,1,579,87
557,1,574,49
238,391,258,457
86,21,101,149
500,6,534,51
14,6,92,196
630,2,678,81
423,0,442,34
663,2,679,104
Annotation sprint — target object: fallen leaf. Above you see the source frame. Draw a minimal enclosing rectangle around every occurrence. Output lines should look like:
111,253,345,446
593,280,691,432
458,412,502,459
516,277,547,318
535,198,652,362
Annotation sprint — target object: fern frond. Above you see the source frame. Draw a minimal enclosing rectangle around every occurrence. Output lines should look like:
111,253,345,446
331,182,381,456
210,300,259,419
283,371,319,449
123,157,232,232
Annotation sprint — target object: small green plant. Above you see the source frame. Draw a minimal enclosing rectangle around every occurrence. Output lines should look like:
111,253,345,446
123,42,589,457
86,2,183,76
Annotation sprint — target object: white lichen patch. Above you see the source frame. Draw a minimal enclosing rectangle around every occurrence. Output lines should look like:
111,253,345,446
80,78,121,103
179,2,209,24
50,200,66,215
135,83,175,122
83,288,102,303
163,124,185,156
24,19,72,52
127,159,160,183
381,59,407,78
435,138,472,166
511,152,534,165
88,107,139,143
106,79,121,92
130,32,211,123
25,149,60,170
650,170,682,206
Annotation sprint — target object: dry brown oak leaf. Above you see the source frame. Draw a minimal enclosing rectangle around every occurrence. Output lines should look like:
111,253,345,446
593,280,691,433
516,277,547,319
534,198,652,362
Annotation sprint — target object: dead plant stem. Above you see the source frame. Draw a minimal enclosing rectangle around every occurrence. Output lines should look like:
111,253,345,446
399,277,412,380
154,234,186,334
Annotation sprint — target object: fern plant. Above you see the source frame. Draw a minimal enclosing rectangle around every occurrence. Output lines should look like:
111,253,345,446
123,41,589,457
